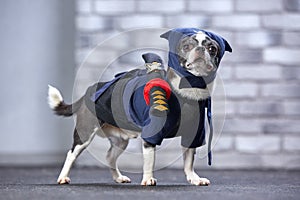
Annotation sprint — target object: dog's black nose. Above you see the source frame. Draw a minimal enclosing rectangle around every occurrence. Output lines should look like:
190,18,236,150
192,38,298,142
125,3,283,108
196,46,205,52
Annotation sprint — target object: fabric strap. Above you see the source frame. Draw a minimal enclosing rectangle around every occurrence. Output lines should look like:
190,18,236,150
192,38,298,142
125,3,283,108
206,97,213,166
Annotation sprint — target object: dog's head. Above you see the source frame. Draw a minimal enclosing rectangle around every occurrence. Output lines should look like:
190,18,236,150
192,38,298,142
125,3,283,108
161,28,232,88
176,32,221,76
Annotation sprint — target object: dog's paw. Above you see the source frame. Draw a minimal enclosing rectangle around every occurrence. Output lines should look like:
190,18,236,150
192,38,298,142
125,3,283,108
57,177,71,184
141,177,157,186
115,175,131,183
187,174,210,186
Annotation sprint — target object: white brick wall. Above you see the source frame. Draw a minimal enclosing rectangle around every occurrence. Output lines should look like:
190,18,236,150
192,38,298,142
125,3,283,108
283,32,300,46
237,101,283,116
137,0,185,13
213,135,234,151
283,101,300,115
223,119,262,133
236,31,281,48
262,119,300,134
76,0,92,14
284,0,300,11
94,0,136,15
188,0,233,13
75,0,300,169
282,66,300,80
264,48,300,65
76,15,112,31
235,65,282,80
262,83,300,98
283,136,300,151
212,15,260,30
236,0,283,12
117,15,163,29
226,49,262,63
165,14,210,28
224,82,258,99
262,14,300,29
236,135,281,153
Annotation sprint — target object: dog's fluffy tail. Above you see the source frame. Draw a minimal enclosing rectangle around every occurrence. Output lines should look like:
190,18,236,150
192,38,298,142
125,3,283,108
47,85,82,117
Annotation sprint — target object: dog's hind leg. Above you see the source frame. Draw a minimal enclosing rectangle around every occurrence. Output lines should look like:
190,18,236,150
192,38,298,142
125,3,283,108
57,128,96,184
106,136,131,183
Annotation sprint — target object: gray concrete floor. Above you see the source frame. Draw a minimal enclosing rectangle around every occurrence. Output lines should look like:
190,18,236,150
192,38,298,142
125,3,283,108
0,166,299,200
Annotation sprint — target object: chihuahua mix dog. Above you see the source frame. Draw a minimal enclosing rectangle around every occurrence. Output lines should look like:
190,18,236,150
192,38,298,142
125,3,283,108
48,28,232,186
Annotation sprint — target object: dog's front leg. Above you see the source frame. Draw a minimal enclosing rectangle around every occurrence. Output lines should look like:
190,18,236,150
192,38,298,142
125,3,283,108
182,147,210,186
141,141,157,186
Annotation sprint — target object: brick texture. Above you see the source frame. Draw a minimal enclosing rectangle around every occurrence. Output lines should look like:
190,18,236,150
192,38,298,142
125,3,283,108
75,0,300,169
224,82,258,98
284,0,300,11
262,14,300,30
282,66,300,80
237,101,283,116
213,15,260,30
264,48,300,65
94,0,135,15
225,48,263,63
165,15,211,28
283,32,300,46
236,0,283,12
236,135,281,153
262,83,300,98
76,0,92,14
76,15,113,31
236,31,281,48
188,0,233,13
117,15,163,29
137,0,185,13
283,136,300,151
283,101,300,115
223,119,262,134
235,65,282,80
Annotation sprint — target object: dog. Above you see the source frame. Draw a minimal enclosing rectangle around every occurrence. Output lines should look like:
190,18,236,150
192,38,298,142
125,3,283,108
48,28,232,186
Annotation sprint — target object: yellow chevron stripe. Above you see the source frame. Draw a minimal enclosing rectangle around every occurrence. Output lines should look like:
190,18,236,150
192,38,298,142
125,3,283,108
153,95,166,100
154,100,167,105
154,105,168,111
152,90,164,96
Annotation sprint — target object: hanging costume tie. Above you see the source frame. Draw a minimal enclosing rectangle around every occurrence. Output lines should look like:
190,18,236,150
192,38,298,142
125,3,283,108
160,28,232,165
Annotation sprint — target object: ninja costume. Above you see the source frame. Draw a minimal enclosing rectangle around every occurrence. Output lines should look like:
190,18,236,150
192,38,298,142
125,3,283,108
84,28,232,165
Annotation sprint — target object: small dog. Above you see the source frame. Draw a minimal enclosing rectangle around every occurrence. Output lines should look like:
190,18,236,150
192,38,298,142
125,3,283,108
48,28,232,186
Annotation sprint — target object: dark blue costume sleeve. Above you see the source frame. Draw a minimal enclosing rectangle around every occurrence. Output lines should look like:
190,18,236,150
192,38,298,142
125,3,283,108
141,78,171,146
141,115,167,146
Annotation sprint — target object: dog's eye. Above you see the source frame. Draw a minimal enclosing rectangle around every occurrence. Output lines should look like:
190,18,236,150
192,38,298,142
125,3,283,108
183,43,197,52
208,46,217,56
183,44,191,52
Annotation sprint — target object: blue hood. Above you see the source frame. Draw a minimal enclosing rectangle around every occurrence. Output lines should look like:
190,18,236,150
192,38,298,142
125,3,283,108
160,28,232,89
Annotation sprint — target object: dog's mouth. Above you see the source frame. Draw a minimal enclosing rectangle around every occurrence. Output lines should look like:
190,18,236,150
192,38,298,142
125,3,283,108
185,57,215,75
186,57,205,69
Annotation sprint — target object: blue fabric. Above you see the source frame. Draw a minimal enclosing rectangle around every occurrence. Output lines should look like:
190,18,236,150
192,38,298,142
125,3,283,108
142,53,164,67
131,88,182,146
90,72,126,102
160,28,232,89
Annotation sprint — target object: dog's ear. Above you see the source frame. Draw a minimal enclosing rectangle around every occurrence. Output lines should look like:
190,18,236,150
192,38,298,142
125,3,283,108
224,39,232,53
160,30,171,40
